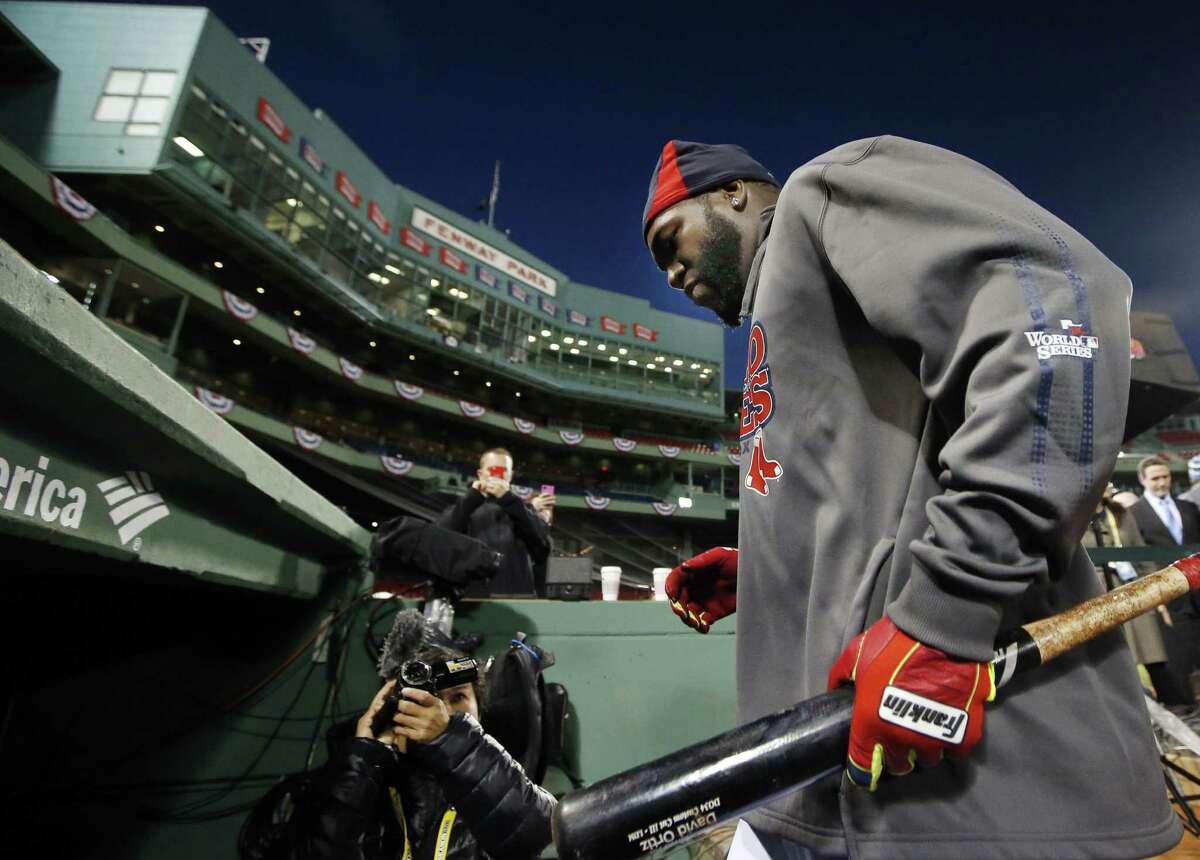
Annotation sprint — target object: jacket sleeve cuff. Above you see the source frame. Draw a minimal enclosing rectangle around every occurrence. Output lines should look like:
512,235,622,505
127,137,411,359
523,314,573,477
887,564,1004,662
348,736,399,769
407,712,479,775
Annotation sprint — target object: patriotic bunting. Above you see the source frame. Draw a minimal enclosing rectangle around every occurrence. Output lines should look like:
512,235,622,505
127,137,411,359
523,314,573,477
195,387,234,415
658,444,680,459
612,437,638,453
727,451,742,466
380,454,414,476
287,327,316,354
651,501,678,517
558,430,584,446
584,492,611,511
338,357,363,380
222,290,259,321
49,175,97,221
394,380,424,400
513,417,537,434
293,427,323,450
459,401,486,419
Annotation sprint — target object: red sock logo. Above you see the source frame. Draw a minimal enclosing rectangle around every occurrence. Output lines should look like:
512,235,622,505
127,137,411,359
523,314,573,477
745,431,782,496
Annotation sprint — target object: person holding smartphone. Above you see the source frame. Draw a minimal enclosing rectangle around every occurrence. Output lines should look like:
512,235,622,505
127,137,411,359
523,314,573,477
436,447,551,596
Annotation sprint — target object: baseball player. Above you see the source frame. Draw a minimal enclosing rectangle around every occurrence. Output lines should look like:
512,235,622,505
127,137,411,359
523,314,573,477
648,137,1178,858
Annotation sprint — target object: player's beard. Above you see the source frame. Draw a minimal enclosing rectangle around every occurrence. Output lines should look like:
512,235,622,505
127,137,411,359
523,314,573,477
695,205,746,328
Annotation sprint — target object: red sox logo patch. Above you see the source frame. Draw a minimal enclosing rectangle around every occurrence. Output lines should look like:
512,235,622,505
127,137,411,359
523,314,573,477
740,322,781,496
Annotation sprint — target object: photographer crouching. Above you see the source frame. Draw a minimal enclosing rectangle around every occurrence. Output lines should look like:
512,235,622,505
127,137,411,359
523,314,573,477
295,613,555,860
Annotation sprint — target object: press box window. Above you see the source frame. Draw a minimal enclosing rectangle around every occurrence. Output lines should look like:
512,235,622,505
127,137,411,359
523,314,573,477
93,68,179,137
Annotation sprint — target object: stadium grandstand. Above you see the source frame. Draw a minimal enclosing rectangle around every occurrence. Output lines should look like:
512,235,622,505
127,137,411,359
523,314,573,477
0,0,742,584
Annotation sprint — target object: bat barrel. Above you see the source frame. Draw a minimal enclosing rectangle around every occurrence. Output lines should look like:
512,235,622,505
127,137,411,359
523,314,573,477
551,687,854,860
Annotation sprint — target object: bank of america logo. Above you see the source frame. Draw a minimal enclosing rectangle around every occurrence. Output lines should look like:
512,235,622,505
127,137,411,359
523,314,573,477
97,472,170,545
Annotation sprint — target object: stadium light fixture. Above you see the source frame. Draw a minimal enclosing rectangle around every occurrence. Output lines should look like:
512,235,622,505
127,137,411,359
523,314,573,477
690,362,701,369
255,286,265,294
371,521,379,527
569,348,580,355
286,198,298,207
369,340,377,347
154,225,165,233
527,335,537,343
678,497,694,509
665,367,673,373
597,344,606,351
172,136,204,157
408,354,416,360
426,308,439,316
485,381,492,387
609,356,619,362
564,336,575,344
618,347,628,355
131,282,140,288
430,278,440,287
453,369,460,376
293,309,302,317
578,340,588,346
655,356,665,362
385,264,401,275
549,343,561,351
673,359,683,366
232,338,242,346
213,261,224,269
515,392,522,398
628,359,638,366
540,329,552,337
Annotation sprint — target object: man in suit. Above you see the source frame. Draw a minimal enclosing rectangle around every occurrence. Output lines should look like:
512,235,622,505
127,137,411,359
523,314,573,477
1130,454,1200,710
1129,455,1200,546
1180,454,1200,507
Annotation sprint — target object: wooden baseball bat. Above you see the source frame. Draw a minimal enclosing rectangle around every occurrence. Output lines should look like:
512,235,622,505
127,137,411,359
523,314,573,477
551,552,1200,860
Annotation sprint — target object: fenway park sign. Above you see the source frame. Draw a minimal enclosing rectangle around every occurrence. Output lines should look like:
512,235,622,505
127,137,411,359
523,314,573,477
410,207,557,296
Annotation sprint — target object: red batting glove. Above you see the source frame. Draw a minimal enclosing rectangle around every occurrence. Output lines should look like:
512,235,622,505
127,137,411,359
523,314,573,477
665,547,737,633
827,616,995,791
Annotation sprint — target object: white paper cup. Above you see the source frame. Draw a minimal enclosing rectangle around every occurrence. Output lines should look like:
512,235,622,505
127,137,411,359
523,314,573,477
652,567,671,601
600,565,622,601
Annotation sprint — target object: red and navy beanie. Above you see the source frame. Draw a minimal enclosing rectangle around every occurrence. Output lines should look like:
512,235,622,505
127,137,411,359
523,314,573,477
642,140,777,235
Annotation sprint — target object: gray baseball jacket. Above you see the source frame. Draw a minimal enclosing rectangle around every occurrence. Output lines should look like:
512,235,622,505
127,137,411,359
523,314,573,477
735,135,1178,859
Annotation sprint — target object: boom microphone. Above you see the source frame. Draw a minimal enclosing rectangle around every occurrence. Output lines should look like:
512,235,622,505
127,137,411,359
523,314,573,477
551,552,1200,859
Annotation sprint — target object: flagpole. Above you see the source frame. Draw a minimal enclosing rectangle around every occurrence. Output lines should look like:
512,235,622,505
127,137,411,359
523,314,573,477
487,160,500,228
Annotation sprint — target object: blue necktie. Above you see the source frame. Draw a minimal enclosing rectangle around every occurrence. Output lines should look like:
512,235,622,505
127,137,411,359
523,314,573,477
1162,498,1183,544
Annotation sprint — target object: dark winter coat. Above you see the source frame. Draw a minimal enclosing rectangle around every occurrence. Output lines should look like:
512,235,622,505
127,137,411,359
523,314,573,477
296,713,554,860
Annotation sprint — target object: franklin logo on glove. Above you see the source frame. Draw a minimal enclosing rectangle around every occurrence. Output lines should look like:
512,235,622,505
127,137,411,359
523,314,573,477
879,687,968,743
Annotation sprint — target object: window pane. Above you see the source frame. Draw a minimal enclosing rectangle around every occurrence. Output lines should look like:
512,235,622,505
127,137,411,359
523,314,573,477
141,71,178,96
95,95,134,122
105,69,143,95
131,96,170,122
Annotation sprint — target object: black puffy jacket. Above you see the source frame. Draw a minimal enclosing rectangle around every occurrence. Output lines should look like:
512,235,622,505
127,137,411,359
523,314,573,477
297,713,554,860
436,491,550,596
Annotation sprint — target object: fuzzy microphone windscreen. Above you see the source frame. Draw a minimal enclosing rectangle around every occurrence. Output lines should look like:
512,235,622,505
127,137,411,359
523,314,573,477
377,609,455,680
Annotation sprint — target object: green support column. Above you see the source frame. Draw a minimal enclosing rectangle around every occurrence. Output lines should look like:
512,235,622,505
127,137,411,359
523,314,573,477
164,292,189,356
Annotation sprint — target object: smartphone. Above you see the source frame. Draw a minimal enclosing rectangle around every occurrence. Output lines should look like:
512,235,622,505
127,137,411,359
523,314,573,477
488,465,507,478
541,484,555,496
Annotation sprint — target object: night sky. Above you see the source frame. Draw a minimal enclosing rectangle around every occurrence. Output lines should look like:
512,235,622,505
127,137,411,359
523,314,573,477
111,0,1199,389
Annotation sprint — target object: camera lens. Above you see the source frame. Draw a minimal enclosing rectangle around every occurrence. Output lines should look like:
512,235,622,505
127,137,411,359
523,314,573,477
400,660,432,687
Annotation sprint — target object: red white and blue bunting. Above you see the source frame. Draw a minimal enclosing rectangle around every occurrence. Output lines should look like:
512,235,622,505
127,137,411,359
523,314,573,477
513,417,537,435
584,492,611,511
49,175,97,221
558,430,584,446
222,290,259,321
459,401,486,419
612,437,638,453
658,444,680,459
338,357,363,381
727,451,741,466
194,386,234,415
651,501,678,517
394,380,424,400
287,327,316,354
293,427,323,450
380,454,414,476
510,484,533,500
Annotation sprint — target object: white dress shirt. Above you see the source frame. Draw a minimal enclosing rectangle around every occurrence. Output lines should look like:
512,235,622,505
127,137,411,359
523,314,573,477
1144,489,1184,544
